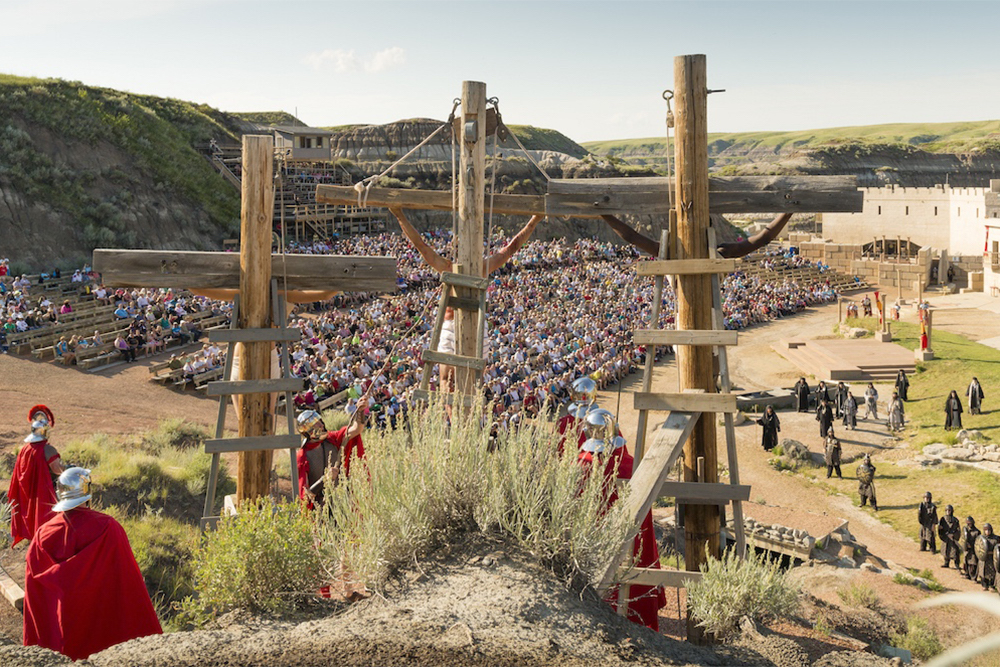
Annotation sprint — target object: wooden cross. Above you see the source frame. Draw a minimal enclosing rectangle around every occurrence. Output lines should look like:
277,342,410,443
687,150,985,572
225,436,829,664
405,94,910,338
93,135,396,502
318,69,863,643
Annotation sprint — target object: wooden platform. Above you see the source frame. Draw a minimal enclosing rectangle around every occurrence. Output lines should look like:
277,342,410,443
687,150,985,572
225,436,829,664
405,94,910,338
772,338,915,381
726,504,848,561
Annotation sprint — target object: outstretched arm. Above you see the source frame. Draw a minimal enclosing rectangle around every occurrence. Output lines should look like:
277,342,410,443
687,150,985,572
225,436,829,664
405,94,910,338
599,212,794,259
717,213,793,258
600,215,660,256
486,215,543,274
389,207,452,274
191,288,340,303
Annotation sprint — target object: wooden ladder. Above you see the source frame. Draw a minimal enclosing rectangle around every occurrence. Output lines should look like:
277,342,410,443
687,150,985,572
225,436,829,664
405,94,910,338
411,268,488,407
200,280,307,531
596,227,748,601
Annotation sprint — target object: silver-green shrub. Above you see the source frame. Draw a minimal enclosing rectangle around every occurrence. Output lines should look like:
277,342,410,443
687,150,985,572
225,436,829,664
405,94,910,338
686,549,800,637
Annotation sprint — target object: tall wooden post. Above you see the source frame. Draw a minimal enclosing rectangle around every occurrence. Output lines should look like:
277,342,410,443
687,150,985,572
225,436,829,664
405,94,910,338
674,54,719,643
237,135,274,502
455,81,486,396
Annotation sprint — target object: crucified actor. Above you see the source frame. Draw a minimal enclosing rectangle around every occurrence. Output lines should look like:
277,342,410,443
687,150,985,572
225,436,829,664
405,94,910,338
389,208,543,390
598,212,793,259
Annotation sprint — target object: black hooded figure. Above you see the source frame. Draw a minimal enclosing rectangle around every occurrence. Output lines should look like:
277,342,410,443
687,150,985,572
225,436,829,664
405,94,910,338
756,406,780,452
794,377,811,413
944,390,963,431
895,370,909,401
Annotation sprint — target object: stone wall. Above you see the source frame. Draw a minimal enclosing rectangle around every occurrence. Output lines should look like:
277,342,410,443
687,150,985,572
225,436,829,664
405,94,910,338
797,238,931,292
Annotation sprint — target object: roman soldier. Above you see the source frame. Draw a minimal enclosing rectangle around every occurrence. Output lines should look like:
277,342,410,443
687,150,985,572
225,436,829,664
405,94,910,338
857,453,878,511
557,376,599,452
23,468,162,660
296,409,366,509
962,516,981,580
938,505,960,568
7,405,63,546
976,524,1000,591
578,409,664,632
918,492,938,553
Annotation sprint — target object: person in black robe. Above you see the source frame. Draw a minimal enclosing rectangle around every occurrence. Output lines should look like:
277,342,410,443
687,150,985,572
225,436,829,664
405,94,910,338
794,377,811,413
815,380,831,406
962,516,981,580
977,523,999,591
816,398,834,438
945,390,963,430
824,431,842,479
756,406,780,452
968,377,984,415
895,370,909,401
938,505,960,568
834,382,849,419
918,492,938,553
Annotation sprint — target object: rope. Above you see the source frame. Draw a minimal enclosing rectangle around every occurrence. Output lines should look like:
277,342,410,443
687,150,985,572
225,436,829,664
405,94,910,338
493,99,550,183
355,99,462,209
347,283,443,430
663,89,675,211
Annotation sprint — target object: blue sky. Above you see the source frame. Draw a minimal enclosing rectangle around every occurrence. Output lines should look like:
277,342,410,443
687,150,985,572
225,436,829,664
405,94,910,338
2,0,998,142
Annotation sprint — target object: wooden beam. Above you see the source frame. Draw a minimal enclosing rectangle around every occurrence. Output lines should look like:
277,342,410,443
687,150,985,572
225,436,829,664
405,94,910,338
633,329,738,346
317,174,863,216
441,272,490,290
675,52,719,645
205,378,307,396
316,184,545,216
634,258,739,276
421,349,487,371
238,134,274,503
634,392,737,413
92,250,397,292
660,481,751,503
616,567,703,588
205,434,301,454
209,328,301,343
596,409,699,595
455,81,487,396
0,565,25,612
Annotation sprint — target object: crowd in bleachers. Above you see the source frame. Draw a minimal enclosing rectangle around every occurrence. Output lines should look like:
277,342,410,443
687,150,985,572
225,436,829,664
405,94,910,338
277,232,844,431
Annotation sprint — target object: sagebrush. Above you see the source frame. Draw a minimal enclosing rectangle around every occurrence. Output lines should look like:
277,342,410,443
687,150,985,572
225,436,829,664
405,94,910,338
686,549,800,637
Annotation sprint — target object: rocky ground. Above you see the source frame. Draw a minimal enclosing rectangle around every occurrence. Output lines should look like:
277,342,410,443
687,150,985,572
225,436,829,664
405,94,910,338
3,294,1000,665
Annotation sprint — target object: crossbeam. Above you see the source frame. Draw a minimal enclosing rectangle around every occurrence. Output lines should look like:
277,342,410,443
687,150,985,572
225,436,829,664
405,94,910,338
616,567,703,588
93,249,397,292
633,392,737,413
316,174,862,217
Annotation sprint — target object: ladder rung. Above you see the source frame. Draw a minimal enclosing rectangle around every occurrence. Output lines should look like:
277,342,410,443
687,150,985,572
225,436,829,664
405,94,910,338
205,378,307,396
411,389,478,407
634,258,738,276
209,328,300,343
447,296,482,311
617,567,702,588
205,434,301,454
633,329,738,346
422,350,487,371
634,392,737,413
440,272,490,290
661,481,751,503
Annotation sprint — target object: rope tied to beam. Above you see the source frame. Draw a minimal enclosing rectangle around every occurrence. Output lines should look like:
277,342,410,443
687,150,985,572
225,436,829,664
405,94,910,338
355,98,463,209
492,99,552,183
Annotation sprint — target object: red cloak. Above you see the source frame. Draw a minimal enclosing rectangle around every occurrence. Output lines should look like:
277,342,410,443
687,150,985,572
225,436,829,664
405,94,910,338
23,507,162,660
7,440,58,546
296,426,366,505
579,447,665,632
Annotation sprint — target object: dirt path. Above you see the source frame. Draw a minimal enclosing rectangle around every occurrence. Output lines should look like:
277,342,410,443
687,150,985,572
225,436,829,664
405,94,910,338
600,296,1000,600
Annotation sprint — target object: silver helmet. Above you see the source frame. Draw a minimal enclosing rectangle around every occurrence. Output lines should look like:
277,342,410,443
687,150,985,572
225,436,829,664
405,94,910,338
24,405,54,444
296,410,326,440
581,408,625,453
568,377,598,419
53,467,92,512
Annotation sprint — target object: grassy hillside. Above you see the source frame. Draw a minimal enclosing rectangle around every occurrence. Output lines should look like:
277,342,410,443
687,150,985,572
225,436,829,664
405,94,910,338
232,111,304,127
0,74,241,250
504,124,590,158
583,119,1000,158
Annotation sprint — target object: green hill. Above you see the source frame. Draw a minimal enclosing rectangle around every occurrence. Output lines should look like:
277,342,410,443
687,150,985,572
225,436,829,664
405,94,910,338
583,119,1000,159
0,75,242,267
232,111,305,127
504,124,589,158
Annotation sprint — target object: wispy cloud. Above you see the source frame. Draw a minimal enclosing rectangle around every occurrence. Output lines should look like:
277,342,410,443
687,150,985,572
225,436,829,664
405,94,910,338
303,47,406,74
